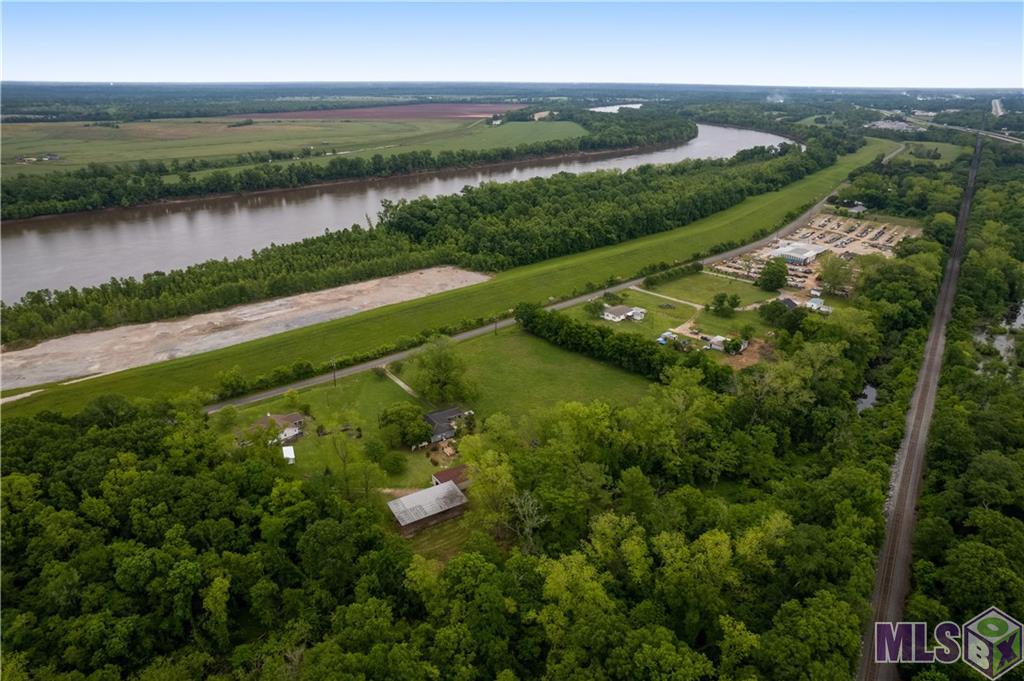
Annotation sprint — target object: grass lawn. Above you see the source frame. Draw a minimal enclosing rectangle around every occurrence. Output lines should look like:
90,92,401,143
690,309,772,340
396,325,652,421
895,141,971,165
795,114,835,127
2,118,588,177
229,371,445,487
452,327,652,420
5,138,899,417
229,326,651,487
562,289,697,338
647,272,775,307
406,519,475,562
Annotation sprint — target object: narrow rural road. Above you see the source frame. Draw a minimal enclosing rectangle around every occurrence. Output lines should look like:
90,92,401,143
207,141,904,413
856,135,983,681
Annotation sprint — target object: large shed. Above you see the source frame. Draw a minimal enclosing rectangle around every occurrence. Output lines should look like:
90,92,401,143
387,481,468,536
769,241,827,265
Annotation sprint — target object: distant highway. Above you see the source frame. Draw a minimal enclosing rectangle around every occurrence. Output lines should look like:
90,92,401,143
908,114,1022,146
992,98,1005,117
855,135,983,681
868,104,1021,146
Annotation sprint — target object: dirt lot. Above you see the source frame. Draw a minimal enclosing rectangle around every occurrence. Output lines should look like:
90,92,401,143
710,215,920,293
239,103,526,120
1,267,489,389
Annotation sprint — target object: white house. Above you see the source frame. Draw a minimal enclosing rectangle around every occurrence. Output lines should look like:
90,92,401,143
254,412,305,444
706,335,749,354
601,304,647,323
282,446,296,465
805,297,834,314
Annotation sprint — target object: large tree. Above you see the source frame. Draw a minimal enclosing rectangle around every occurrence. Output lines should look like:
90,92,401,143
414,336,475,404
378,402,432,448
757,257,789,291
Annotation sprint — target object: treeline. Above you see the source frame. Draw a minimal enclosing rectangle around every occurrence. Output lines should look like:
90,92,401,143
642,261,704,288
688,102,873,150
2,129,851,344
906,142,1024,662
837,147,972,246
515,303,684,382
1,106,699,220
0,200,950,679
0,82,535,121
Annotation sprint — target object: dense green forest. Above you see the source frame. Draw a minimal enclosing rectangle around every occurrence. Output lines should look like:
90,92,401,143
1,106,700,219
1,124,855,344
906,142,1024,681
836,146,974,244
2,217,952,678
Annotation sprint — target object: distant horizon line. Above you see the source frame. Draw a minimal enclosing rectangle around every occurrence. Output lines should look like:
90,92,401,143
3,80,1022,92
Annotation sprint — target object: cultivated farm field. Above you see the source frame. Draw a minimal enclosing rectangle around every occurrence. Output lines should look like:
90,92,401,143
238,102,526,120
1,117,588,176
3,138,899,417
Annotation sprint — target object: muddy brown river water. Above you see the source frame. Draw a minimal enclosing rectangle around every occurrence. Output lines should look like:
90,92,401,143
1,124,789,301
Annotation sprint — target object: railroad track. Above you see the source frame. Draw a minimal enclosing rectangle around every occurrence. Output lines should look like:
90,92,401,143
856,135,983,681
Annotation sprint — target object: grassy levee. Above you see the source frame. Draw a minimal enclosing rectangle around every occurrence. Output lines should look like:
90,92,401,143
4,138,896,417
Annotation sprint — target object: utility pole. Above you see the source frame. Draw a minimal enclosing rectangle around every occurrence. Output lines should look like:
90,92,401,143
332,358,337,387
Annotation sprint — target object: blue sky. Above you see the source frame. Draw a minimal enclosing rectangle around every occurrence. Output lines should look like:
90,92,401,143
2,2,1021,88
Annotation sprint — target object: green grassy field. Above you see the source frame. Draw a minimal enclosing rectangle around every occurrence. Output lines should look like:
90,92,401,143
179,121,591,182
231,370,433,485
647,272,775,307
796,114,835,127
230,326,650,486
2,118,588,176
896,141,971,165
452,327,651,419
562,289,697,338
690,309,772,340
4,138,898,418
407,519,475,562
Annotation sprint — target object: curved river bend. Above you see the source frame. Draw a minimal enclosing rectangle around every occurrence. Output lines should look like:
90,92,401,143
1,124,788,301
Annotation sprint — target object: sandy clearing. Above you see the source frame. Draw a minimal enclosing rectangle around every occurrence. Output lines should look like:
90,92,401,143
1,266,490,390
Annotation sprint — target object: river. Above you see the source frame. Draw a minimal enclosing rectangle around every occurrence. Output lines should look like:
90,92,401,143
1,124,789,301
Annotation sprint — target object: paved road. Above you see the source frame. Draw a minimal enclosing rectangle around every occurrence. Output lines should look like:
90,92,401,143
856,135,983,681
207,142,904,413
908,114,1022,146
992,98,1005,117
